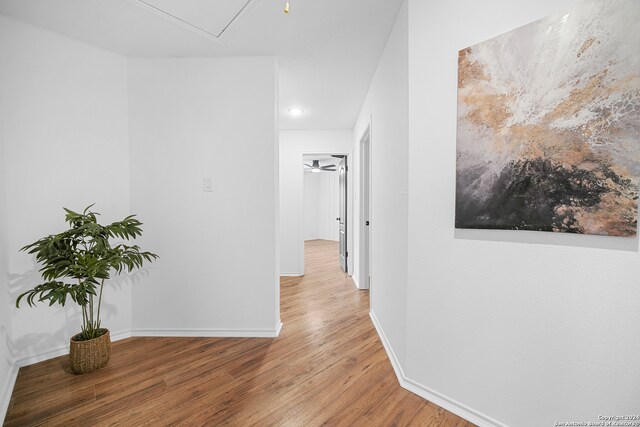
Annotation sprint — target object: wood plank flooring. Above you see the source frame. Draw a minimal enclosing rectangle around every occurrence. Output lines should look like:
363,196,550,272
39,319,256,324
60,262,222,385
4,240,475,426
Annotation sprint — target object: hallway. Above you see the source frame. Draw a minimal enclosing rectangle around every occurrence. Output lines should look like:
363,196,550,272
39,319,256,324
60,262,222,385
5,240,473,426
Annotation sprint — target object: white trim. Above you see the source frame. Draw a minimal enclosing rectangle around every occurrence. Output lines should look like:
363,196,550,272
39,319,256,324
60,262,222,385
358,125,371,291
9,323,283,371
13,330,132,368
274,320,283,336
352,273,360,289
300,150,353,276
111,330,134,342
15,346,67,368
369,310,405,380
280,272,303,277
131,322,283,338
400,376,507,427
369,310,506,427
0,364,18,423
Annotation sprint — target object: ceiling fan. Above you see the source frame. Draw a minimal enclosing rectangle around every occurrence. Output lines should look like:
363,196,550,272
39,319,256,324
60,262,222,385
304,160,336,172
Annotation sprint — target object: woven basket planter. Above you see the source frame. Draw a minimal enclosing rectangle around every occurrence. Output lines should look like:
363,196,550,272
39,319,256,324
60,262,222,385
69,329,111,374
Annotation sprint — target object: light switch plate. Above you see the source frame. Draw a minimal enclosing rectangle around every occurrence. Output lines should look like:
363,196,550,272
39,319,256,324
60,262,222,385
203,177,214,192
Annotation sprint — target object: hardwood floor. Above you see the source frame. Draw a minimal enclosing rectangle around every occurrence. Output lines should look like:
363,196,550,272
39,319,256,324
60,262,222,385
4,240,474,426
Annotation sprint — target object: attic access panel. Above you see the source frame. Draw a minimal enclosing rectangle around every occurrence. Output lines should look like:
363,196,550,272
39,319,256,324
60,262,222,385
136,0,255,40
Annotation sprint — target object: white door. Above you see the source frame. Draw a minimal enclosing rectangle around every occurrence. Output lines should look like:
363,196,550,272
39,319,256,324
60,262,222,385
360,130,371,289
338,157,348,272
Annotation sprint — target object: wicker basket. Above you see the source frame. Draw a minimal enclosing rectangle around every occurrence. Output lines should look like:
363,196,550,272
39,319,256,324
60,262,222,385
69,329,111,374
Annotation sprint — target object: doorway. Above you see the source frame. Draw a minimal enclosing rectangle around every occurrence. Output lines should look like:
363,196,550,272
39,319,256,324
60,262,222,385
338,156,347,273
302,153,349,274
359,128,371,289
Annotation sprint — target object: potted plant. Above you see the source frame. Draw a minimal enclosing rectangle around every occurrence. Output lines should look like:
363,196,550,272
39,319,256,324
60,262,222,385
16,205,158,374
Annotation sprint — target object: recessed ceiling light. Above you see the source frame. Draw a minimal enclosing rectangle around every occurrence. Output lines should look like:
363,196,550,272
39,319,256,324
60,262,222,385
288,107,304,116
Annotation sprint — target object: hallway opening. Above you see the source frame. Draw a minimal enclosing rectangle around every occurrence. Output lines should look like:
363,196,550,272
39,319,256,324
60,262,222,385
302,153,350,276
4,239,473,425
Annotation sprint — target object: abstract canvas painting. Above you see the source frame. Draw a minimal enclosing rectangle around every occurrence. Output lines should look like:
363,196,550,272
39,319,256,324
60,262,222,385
455,0,640,236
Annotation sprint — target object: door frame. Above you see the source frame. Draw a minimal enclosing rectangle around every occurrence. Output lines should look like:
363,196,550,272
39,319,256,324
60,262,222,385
358,125,372,290
300,151,352,276
338,156,348,273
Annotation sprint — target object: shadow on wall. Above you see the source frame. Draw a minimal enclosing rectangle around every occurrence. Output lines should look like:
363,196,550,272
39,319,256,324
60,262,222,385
454,227,639,252
121,266,156,288
7,267,80,361
4,263,154,363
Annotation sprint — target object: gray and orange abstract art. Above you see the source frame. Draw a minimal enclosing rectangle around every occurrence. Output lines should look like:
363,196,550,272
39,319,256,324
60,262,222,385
455,0,640,236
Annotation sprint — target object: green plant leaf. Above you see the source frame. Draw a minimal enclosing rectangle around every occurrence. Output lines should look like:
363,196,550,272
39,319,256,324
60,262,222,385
16,205,158,334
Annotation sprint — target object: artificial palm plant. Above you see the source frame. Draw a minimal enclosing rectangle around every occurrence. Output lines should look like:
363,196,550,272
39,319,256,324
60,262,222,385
17,205,158,341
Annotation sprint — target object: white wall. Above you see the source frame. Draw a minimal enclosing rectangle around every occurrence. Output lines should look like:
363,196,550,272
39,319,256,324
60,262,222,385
405,1,640,426
0,15,131,373
128,57,280,336
303,171,339,241
353,1,408,361
303,174,319,240
280,130,353,276
0,84,14,421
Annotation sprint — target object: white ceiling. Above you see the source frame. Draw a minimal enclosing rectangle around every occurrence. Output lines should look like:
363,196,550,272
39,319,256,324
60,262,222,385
136,0,254,39
303,154,340,164
0,0,404,130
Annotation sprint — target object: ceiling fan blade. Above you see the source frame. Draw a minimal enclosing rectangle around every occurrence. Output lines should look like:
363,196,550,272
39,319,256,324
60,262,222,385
304,164,312,168
323,168,337,172
321,164,336,169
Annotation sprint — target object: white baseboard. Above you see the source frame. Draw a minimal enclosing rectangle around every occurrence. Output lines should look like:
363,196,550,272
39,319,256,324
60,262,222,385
369,310,506,427
280,273,303,277
274,320,283,336
0,364,19,424
369,310,405,379
15,345,68,368
11,323,282,371
400,376,507,427
132,321,283,338
13,330,132,368
111,330,134,342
